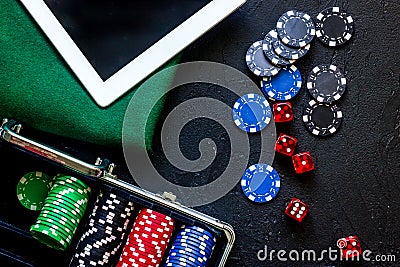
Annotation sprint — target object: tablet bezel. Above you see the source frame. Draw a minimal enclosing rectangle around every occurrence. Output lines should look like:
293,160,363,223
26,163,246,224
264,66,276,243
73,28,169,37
20,0,247,107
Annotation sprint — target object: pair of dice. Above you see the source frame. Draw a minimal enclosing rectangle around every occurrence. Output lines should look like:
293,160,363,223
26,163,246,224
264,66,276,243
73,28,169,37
272,102,315,174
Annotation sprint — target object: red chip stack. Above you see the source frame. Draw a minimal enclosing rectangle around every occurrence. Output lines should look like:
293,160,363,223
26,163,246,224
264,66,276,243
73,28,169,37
116,208,175,267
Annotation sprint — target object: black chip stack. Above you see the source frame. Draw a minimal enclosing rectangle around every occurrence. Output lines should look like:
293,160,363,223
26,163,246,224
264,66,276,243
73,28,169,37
69,191,135,267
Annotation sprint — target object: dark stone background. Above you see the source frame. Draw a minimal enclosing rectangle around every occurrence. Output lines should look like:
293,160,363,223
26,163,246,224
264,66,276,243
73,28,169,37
2,0,400,267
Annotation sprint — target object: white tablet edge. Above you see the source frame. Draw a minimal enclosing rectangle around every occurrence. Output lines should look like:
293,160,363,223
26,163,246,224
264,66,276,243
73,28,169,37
20,0,247,107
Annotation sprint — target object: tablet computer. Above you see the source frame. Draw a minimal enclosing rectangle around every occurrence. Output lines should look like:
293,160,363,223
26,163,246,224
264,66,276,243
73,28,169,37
20,0,246,107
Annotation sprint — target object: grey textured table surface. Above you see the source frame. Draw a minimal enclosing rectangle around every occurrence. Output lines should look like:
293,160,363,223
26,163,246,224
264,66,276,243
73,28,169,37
166,0,400,266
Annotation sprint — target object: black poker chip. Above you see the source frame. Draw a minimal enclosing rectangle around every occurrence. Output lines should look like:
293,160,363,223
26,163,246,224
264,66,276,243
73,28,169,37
276,10,315,48
262,29,296,66
272,35,310,60
315,7,354,47
307,64,347,103
246,40,281,77
302,100,343,137
70,191,135,266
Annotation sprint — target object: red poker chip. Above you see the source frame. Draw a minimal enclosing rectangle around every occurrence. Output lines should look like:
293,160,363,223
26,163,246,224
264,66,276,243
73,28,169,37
140,208,173,221
134,218,175,232
125,238,165,254
136,216,175,228
127,237,166,253
133,220,174,234
126,245,164,260
129,231,168,245
124,246,163,262
131,232,168,246
133,222,174,235
136,214,175,227
128,228,171,245
132,226,172,241
119,255,158,267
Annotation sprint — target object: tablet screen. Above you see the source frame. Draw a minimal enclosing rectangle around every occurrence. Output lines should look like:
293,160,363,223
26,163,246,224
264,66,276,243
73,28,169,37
43,0,212,80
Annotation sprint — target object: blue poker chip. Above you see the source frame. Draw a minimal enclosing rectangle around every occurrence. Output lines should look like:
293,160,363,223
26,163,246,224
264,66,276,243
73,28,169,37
232,93,272,133
168,249,209,265
173,238,214,256
171,240,213,255
165,258,199,267
261,65,302,101
182,225,215,240
174,234,215,251
170,245,212,259
179,229,217,244
241,164,281,203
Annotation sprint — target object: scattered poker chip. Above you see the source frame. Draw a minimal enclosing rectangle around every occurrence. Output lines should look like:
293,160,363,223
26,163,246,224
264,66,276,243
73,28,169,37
276,10,315,48
272,36,311,60
241,164,281,203
16,171,52,211
262,29,296,66
307,64,347,103
315,7,354,47
246,40,281,77
232,93,272,133
261,65,302,101
302,100,343,136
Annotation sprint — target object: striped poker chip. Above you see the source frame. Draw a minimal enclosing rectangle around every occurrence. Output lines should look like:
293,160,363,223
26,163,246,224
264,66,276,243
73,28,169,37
141,208,173,221
276,10,315,48
261,65,302,101
246,40,282,77
241,164,281,203
179,228,217,243
233,93,272,133
262,29,296,66
69,191,135,266
116,208,175,267
17,171,52,211
135,217,174,230
315,7,354,47
307,64,347,103
302,100,343,136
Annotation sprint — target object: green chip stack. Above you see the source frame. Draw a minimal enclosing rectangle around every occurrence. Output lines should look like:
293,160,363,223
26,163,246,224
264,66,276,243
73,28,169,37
30,175,91,251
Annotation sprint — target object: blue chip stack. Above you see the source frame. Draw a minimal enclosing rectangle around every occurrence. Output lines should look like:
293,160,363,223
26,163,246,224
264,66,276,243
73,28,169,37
164,225,217,267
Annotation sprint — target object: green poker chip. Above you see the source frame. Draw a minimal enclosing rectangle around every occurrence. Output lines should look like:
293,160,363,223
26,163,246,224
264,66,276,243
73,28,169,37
46,190,88,213
54,174,91,193
35,219,73,241
30,224,68,251
17,171,53,211
44,196,83,218
38,209,77,233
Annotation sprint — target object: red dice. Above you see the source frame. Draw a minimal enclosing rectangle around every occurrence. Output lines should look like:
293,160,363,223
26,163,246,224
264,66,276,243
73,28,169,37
337,236,362,259
275,133,298,156
284,198,309,222
292,152,315,174
273,102,294,122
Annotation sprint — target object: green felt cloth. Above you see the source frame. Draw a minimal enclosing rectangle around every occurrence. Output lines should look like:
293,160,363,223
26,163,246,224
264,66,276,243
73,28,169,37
0,0,179,148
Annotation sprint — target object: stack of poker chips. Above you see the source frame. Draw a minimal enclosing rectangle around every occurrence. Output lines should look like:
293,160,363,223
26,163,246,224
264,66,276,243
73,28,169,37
164,225,217,267
30,175,91,251
116,208,176,267
69,191,135,266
